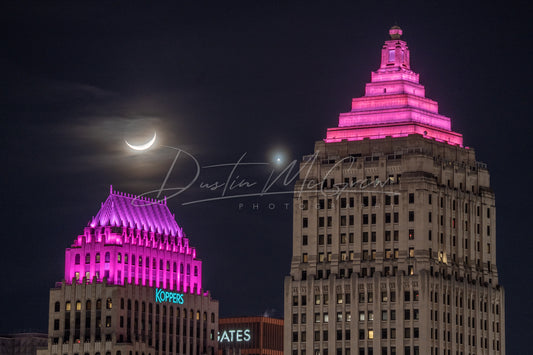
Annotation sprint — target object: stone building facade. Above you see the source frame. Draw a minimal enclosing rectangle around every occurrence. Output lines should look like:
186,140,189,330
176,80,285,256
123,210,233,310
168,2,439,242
44,187,219,355
284,27,505,355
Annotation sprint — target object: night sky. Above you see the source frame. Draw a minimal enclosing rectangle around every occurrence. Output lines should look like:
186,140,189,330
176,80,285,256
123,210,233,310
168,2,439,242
1,2,532,353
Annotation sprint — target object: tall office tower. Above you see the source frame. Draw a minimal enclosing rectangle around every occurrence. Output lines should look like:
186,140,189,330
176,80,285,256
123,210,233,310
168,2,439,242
284,27,505,355
43,187,218,355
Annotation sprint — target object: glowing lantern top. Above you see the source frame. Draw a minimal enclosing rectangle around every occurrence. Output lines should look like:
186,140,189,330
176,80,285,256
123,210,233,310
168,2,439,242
325,26,463,146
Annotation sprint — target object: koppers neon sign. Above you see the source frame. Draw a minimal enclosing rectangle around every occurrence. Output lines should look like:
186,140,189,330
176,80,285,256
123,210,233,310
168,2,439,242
155,288,184,304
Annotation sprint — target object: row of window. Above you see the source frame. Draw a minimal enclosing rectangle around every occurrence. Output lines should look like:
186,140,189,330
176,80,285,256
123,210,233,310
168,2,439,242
55,298,112,312
309,264,414,280
294,309,419,324
55,298,216,323
303,210,416,229
304,228,413,247
430,329,501,350
292,290,419,307
305,247,409,264
300,263,416,282
301,193,491,217
292,346,421,355
430,291,501,315
292,327,420,342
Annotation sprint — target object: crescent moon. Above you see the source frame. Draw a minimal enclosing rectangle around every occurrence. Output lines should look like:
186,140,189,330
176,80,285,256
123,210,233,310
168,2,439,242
125,132,157,151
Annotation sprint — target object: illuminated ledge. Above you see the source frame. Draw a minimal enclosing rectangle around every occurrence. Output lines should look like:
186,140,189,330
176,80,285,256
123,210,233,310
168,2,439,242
338,107,451,131
325,122,463,146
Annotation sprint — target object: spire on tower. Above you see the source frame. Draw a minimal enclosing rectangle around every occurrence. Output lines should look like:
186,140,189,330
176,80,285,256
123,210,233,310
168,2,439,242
325,26,463,146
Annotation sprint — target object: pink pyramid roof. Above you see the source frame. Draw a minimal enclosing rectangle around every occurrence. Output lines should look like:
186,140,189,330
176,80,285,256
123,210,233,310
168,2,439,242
89,186,183,237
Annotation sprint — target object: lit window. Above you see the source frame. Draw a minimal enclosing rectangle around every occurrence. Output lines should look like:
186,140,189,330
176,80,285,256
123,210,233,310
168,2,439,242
117,253,122,263
359,312,365,321
368,311,374,321
314,295,321,305
314,313,320,323
381,292,388,302
106,298,112,309
323,313,329,323
95,253,100,263
76,301,81,311
302,253,308,263
337,294,343,304
368,329,374,339
65,302,71,311
409,248,415,258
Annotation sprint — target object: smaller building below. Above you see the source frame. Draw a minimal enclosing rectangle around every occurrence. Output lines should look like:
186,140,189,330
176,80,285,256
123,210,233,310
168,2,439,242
0,333,48,355
218,316,283,355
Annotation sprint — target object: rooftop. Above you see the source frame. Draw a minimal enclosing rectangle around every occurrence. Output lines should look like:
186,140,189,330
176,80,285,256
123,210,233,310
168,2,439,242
89,186,183,237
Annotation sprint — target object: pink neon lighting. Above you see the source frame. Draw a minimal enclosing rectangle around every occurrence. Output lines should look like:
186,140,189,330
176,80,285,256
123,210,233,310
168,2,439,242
325,26,463,146
64,187,203,295
90,186,183,237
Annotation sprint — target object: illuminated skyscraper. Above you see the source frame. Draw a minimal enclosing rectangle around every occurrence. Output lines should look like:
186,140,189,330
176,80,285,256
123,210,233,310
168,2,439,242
43,187,218,355
284,27,505,355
